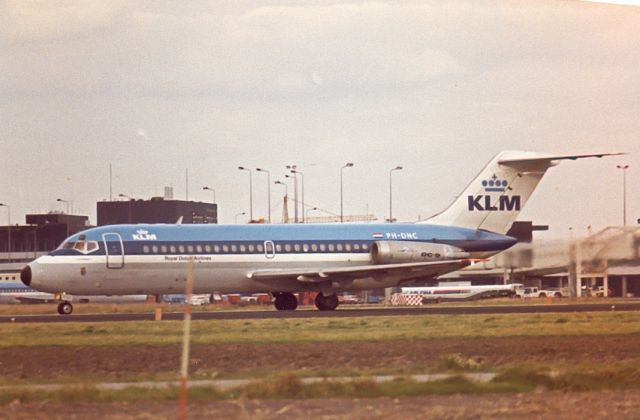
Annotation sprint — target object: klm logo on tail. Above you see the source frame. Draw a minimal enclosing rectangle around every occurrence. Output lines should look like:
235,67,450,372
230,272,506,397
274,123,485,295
467,175,521,212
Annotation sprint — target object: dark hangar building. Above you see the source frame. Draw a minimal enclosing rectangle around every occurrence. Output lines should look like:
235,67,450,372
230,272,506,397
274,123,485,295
97,197,217,226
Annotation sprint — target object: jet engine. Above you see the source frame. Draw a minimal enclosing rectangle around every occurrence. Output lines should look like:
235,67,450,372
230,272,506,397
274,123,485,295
371,241,469,264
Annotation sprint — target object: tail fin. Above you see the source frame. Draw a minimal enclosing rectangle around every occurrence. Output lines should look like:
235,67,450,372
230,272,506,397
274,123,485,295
423,151,623,234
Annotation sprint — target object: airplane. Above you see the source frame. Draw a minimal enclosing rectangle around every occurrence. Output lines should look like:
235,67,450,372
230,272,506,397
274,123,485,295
20,151,620,314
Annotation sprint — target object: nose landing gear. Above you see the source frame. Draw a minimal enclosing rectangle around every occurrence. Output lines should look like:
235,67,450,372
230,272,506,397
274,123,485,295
57,301,73,315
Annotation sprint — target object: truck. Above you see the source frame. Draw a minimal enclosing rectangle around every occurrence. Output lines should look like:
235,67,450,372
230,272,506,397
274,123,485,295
516,287,567,299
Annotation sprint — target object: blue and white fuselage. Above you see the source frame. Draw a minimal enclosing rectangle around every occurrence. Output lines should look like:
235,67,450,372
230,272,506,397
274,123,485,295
24,223,514,296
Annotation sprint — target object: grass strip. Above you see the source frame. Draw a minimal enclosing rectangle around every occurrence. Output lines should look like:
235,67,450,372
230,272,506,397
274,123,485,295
4,365,640,405
1,311,640,347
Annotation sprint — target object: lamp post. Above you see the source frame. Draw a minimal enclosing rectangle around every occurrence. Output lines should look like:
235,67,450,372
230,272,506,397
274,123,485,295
56,198,70,214
306,206,318,223
285,172,298,223
238,166,253,222
389,166,403,223
290,168,304,223
202,186,216,203
616,164,629,227
256,168,271,224
235,212,246,224
274,180,288,197
0,203,10,263
118,193,133,223
340,162,354,223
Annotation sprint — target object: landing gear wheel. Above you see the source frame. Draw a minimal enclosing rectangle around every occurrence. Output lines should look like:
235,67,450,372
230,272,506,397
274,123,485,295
57,301,73,315
315,293,339,311
274,292,298,311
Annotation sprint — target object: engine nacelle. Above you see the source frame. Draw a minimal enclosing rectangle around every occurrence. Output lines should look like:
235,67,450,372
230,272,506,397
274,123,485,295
371,241,469,264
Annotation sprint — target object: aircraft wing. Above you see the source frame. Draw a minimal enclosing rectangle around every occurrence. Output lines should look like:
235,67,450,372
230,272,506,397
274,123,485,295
247,259,474,283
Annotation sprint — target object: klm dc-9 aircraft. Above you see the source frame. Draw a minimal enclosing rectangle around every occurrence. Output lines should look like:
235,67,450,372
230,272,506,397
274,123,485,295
21,151,618,314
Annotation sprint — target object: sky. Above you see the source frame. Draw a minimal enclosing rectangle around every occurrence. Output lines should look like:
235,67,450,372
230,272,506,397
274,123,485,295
1,0,639,238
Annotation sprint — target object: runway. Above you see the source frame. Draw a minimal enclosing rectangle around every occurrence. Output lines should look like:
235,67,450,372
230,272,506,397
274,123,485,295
1,302,639,323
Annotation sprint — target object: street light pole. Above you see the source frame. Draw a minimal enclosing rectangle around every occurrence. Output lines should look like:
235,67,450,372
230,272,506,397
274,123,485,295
389,166,403,223
306,206,318,223
340,162,354,223
290,169,304,223
118,193,133,224
56,198,70,214
617,164,630,226
238,167,253,222
0,203,10,263
256,168,271,224
285,171,298,223
235,212,246,224
202,186,216,203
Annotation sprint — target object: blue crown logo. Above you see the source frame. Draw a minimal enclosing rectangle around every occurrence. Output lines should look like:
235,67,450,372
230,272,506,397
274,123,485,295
481,174,508,192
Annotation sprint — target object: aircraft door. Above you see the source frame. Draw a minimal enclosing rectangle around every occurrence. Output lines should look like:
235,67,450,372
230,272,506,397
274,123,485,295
264,240,275,259
103,233,124,269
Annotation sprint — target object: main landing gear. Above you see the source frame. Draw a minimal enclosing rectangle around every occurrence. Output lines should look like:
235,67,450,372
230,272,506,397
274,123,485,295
57,301,73,315
272,292,340,311
315,293,339,311
273,292,298,311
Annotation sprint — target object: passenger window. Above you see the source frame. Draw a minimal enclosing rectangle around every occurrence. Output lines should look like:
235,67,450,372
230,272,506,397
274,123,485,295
161,245,168,253
294,243,301,252
362,243,369,251
311,244,318,252
284,244,292,252
152,245,159,253
205,245,212,253
336,244,344,252
319,243,326,252
239,245,246,253
345,243,352,252
275,244,282,252
248,244,255,253
303,243,310,252
213,245,220,253
187,245,194,253
353,244,360,251
231,245,238,253
328,244,335,252
257,244,264,253
170,245,177,253
222,245,229,253
178,245,185,253
196,245,203,253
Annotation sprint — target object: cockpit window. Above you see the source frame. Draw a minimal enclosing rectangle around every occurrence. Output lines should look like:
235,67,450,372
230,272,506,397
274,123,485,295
60,240,99,254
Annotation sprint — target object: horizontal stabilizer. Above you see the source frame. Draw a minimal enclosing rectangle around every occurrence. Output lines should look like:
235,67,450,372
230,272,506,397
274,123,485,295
498,152,626,167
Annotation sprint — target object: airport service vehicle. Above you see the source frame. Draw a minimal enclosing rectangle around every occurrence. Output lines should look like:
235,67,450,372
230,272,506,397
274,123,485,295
402,283,523,303
516,287,567,299
20,151,619,314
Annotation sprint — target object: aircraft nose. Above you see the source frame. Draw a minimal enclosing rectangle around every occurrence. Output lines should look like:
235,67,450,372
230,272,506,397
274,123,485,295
21,265,32,286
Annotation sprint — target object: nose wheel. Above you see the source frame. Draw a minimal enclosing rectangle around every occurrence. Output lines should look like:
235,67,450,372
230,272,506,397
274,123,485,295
57,301,73,315
273,292,298,310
